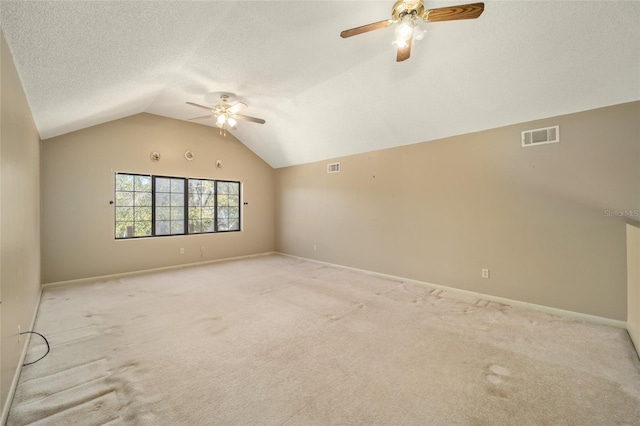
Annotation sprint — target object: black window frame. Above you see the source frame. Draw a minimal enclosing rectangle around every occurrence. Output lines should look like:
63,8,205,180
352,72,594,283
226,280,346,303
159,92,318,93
114,172,241,239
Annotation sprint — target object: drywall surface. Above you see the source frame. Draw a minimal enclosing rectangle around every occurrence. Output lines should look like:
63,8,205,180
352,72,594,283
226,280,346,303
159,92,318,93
0,30,42,418
275,102,640,321
41,113,275,283
628,223,640,356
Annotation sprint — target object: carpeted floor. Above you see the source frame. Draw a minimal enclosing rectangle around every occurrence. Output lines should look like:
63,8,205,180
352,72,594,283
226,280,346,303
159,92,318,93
8,254,640,425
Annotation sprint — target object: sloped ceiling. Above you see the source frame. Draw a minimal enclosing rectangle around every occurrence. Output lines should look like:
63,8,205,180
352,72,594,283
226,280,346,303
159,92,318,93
1,1,639,168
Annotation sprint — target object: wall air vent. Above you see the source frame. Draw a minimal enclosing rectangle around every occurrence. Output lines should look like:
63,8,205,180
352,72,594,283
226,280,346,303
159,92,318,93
521,125,559,147
327,162,341,173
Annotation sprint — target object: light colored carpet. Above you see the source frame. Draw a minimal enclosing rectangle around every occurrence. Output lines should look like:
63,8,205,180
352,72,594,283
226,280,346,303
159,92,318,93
8,254,640,425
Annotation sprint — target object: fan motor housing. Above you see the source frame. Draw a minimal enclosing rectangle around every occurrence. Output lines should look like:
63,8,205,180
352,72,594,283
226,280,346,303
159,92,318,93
391,0,424,20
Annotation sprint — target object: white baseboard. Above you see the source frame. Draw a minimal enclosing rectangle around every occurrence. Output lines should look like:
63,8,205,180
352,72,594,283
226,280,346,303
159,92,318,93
277,252,627,329
42,252,276,289
1,287,43,424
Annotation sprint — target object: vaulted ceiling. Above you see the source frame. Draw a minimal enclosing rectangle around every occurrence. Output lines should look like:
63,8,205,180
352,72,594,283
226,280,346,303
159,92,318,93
1,1,639,168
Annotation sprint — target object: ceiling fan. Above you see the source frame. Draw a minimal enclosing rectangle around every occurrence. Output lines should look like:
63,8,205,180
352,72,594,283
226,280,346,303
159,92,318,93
340,0,484,62
186,94,265,136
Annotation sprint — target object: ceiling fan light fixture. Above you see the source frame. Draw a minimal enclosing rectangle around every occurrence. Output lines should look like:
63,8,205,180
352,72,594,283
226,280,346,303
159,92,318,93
340,0,485,62
392,39,408,48
413,24,426,41
186,93,265,136
394,15,414,43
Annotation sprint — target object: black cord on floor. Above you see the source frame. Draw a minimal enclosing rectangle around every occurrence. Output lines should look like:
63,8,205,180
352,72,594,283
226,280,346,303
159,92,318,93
19,331,50,366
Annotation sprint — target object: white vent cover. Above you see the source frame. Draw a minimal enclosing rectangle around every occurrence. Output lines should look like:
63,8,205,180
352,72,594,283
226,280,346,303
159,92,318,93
521,125,559,147
327,162,341,173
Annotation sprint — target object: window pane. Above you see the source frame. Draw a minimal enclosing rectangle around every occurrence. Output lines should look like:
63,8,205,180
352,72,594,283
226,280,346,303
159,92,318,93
228,195,239,207
189,180,202,192
171,207,184,220
156,193,170,207
229,207,239,219
116,191,133,206
202,180,215,191
156,221,170,235
135,176,152,191
135,207,152,222
202,191,215,207
171,193,184,206
171,179,184,193
217,194,228,206
171,221,184,234
217,207,229,219
116,207,133,222
116,174,134,191
217,219,229,231
228,182,239,194
156,178,170,192
189,220,202,233
116,222,134,238
134,221,152,237
156,207,170,221
202,207,215,220
188,207,201,221
217,182,229,193
135,192,151,206
228,220,240,231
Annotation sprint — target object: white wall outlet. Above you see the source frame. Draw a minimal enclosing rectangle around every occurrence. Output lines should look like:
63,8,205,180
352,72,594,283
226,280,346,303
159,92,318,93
313,244,317,251
17,325,21,343
179,248,184,255
481,268,490,279
200,246,205,257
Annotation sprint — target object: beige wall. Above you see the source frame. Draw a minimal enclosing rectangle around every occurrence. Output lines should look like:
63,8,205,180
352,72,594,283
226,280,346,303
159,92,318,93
41,113,275,283
628,223,640,356
0,31,42,418
275,102,640,321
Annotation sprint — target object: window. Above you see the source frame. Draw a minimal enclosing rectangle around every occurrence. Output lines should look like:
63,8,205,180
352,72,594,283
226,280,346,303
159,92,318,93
215,181,241,231
188,179,216,233
114,173,241,239
115,174,152,238
155,177,185,236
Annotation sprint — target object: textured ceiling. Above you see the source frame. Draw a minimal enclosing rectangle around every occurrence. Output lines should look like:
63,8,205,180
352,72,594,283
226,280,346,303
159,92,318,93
1,1,639,168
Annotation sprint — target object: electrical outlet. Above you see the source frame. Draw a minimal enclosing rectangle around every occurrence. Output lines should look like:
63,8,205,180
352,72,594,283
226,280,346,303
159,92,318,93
313,244,317,251
179,248,184,255
200,246,205,257
481,268,490,279
17,325,21,343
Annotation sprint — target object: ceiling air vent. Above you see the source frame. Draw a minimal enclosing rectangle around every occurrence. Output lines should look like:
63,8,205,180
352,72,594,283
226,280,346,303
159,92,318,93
521,125,559,147
327,162,341,173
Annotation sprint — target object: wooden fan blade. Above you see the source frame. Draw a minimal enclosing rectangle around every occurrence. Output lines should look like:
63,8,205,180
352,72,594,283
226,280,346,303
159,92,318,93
396,38,412,62
186,101,213,111
235,114,266,124
424,2,484,22
188,114,215,121
340,19,393,38
227,102,247,114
